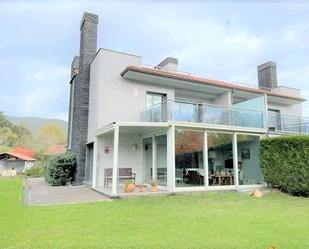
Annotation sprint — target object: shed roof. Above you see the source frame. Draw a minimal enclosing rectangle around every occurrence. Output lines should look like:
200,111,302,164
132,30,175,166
0,152,36,161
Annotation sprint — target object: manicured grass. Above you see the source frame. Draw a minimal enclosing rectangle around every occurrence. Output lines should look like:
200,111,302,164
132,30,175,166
0,178,309,249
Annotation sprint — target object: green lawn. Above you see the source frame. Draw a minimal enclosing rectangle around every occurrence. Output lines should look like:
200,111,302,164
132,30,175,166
1,178,309,249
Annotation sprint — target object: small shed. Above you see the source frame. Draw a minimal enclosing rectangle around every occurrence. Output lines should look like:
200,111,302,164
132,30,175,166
0,152,36,173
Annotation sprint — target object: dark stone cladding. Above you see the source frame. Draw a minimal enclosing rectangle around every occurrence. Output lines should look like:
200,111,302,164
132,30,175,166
68,12,98,184
257,61,278,89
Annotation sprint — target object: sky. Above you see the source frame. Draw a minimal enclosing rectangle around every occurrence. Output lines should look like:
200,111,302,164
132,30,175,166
1,0,309,121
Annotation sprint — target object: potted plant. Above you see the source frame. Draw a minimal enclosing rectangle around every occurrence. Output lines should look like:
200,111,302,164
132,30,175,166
123,180,135,193
150,181,158,192
136,184,146,193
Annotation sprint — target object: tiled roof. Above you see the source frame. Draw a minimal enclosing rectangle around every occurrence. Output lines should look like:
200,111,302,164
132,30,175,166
122,66,305,101
44,145,67,155
0,152,36,161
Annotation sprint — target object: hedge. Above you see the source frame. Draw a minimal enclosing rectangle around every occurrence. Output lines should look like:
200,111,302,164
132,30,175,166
260,135,309,197
45,152,76,186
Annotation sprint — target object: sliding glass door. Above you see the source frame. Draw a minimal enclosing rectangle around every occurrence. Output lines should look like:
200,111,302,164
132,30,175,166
237,134,263,185
142,135,167,187
175,129,204,188
146,93,166,122
207,132,234,186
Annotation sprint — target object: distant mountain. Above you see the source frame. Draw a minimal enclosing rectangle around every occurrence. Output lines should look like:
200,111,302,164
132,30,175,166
6,115,68,135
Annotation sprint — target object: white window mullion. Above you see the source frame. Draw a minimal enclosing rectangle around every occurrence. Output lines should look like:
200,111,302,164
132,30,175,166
152,135,157,181
112,125,119,196
233,133,239,187
91,136,98,189
204,131,209,189
167,125,175,192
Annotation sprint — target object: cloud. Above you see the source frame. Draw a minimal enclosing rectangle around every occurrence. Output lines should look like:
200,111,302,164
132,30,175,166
0,63,69,120
142,10,264,83
1,1,309,120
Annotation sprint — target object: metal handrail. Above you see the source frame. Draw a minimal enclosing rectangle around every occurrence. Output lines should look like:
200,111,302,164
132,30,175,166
268,111,309,120
141,99,265,115
141,99,265,129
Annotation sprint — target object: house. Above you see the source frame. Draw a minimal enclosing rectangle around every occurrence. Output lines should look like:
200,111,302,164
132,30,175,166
44,144,67,156
67,12,308,197
0,152,36,173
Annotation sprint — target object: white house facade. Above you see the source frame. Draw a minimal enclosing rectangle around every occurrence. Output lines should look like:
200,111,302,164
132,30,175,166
68,12,308,197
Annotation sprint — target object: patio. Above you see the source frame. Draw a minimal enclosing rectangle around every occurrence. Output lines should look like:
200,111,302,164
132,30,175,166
88,123,264,197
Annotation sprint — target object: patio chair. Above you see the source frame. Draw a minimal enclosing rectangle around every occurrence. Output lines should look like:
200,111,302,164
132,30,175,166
175,168,184,184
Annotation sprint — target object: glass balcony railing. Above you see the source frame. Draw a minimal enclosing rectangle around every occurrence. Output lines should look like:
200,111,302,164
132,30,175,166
141,100,266,129
268,112,309,134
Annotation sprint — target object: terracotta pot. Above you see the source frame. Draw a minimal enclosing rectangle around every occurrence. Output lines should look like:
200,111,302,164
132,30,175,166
123,186,131,193
150,186,157,192
139,187,145,193
124,183,135,193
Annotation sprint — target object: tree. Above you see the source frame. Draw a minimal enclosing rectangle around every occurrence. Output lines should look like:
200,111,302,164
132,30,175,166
0,113,32,149
0,127,17,147
38,123,66,150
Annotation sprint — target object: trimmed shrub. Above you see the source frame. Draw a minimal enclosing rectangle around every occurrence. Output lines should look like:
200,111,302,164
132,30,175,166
260,135,309,197
25,162,44,177
45,152,76,186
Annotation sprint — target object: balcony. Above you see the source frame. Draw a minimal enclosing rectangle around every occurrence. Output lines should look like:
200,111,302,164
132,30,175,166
141,100,266,130
268,112,309,134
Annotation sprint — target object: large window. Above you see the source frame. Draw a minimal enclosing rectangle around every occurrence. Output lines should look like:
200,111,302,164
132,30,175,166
142,135,167,187
146,93,166,122
143,137,153,184
156,135,167,186
237,135,263,185
207,133,234,186
175,129,204,187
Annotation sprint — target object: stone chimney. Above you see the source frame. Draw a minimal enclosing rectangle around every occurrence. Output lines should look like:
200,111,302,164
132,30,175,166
157,57,178,71
68,12,98,184
257,61,278,89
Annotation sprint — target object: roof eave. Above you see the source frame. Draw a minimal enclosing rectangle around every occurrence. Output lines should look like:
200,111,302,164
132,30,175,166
121,66,306,102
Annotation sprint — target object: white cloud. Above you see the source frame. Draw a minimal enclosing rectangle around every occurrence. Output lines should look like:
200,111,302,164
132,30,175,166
1,1,309,120
143,13,263,83
0,64,69,120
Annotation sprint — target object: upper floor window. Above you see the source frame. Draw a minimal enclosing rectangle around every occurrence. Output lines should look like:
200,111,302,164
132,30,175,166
146,92,166,108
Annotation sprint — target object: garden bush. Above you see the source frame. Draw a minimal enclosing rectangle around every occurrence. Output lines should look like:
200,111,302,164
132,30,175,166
45,152,76,186
25,162,44,177
260,135,309,197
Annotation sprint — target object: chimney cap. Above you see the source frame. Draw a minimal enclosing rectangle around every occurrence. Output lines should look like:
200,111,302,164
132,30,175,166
157,57,178,68
257,61,276,71
80,12,98,29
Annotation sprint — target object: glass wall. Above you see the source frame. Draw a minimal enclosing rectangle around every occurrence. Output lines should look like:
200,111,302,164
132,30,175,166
175,129,204,187
237,135,263,185
146,93,166,122
143,137,153,184
84,143,93,184
207,133,234,186
156,135,167,186
143,135,167,187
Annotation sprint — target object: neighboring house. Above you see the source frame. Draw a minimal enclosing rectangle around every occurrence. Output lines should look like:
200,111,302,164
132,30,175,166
44,144,67,156
0,152,36,173
68,12,308,197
